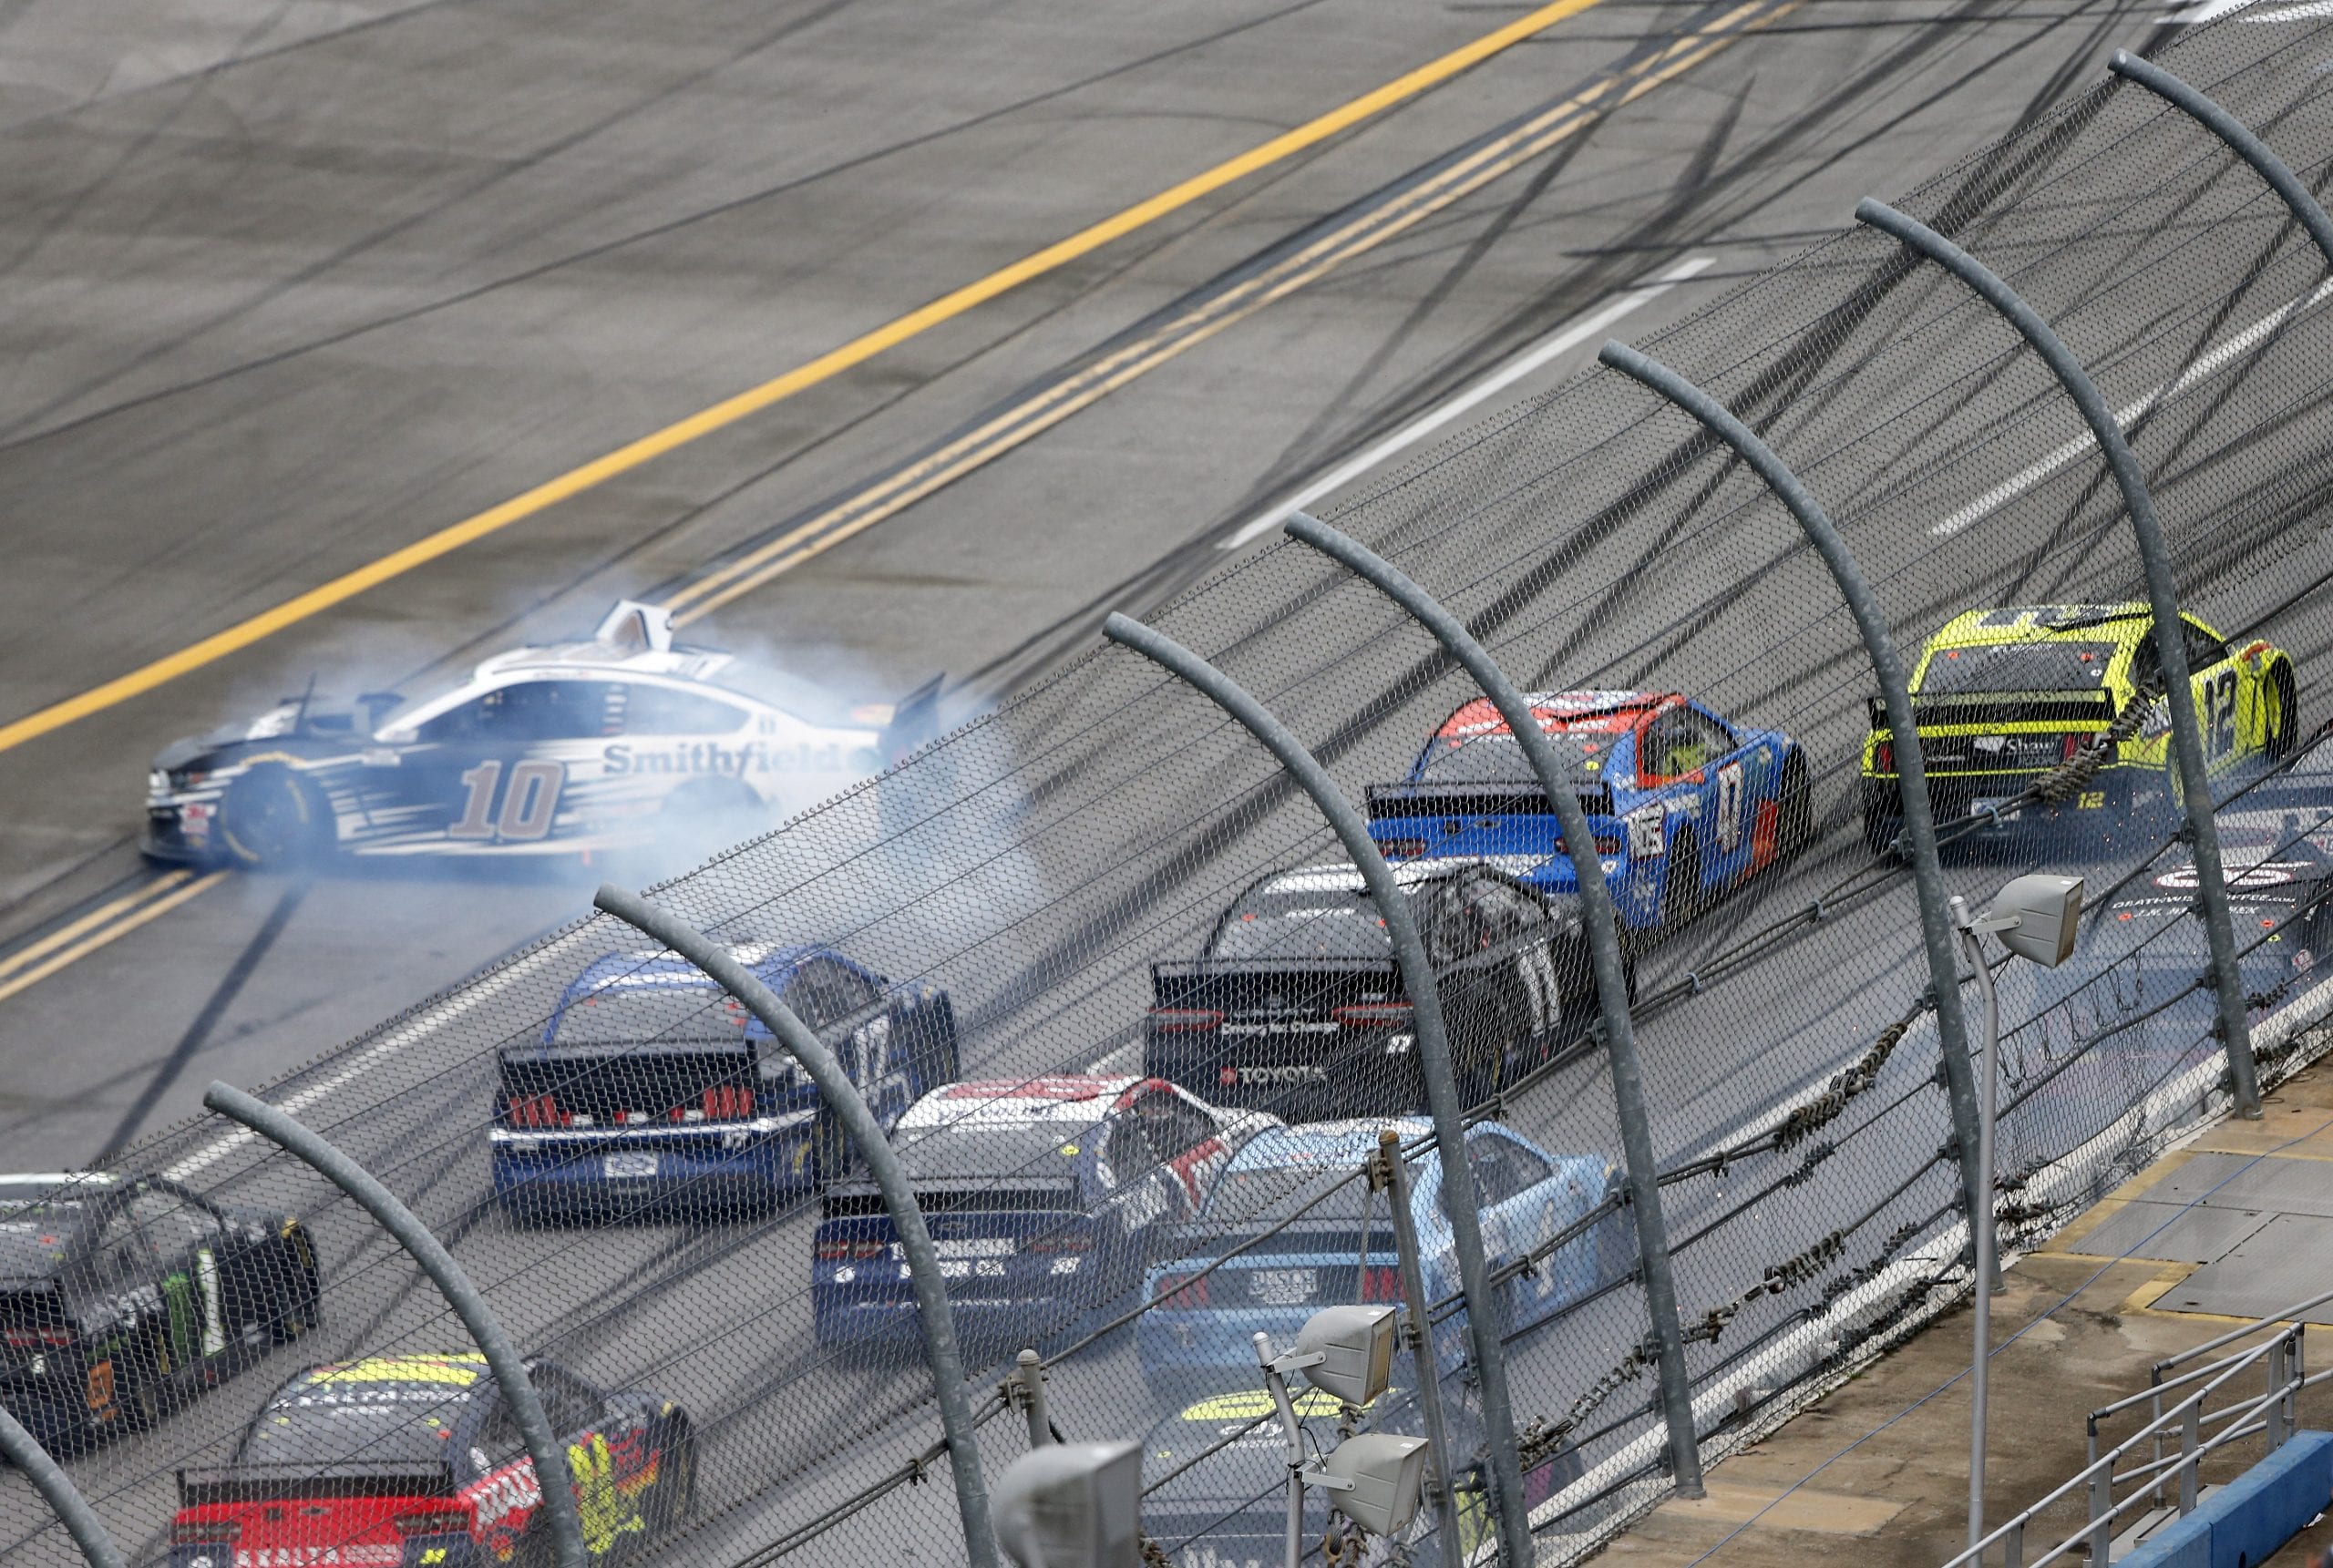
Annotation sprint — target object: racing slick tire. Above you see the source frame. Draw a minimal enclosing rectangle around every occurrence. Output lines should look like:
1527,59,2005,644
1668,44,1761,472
114,1332,170,1432
2267,662,2300,761
659,777,767,854
1861,794,1903,860
655,1421,698,1531
811,1109,854,1185
905,999,961,1097
1660,827,1704,929
1776,751,1816,860
219,766,329,868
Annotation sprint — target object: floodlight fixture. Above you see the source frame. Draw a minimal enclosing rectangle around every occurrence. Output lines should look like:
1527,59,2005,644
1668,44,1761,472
992,1440,1143,1568
1966,873,2084,968
1295,1305,1400,1407
1319,1433,1432,1536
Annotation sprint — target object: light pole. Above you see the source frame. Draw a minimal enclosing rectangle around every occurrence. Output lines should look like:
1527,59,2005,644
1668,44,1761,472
1951,872,2084,1553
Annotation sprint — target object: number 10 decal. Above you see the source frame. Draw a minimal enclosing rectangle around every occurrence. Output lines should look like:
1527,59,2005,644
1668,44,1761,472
451,759,565,841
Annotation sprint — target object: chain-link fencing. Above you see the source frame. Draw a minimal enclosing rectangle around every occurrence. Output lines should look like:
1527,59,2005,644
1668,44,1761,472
10,13,2333,1568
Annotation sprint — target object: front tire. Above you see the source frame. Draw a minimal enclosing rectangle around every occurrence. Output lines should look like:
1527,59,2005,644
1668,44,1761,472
1862,793,1903,859
1661,827,1704,930
2266,662,2300,760
1776,752,1815,860
656,1424,698,1531
220,767,328,868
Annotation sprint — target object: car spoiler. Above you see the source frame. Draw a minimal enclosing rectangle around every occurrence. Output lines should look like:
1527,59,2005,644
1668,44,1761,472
177,1461,457,1506
822,1176,1081,1222
1363,779,1617,819
1866,691,2119,732
1150,957,1396,982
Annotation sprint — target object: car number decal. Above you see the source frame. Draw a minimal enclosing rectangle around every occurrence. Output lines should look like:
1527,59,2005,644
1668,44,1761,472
1713,761,1746,854
450,760,566,842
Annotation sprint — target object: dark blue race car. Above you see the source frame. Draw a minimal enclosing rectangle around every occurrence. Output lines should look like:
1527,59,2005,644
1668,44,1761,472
488,945,958,1221
810,1076,1276,1350
1365,690,1813,935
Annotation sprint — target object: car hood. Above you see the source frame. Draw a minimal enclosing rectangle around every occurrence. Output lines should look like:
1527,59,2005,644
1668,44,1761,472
154,700,379,768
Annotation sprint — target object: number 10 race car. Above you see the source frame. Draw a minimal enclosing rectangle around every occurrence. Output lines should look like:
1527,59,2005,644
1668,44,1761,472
144,601,920,868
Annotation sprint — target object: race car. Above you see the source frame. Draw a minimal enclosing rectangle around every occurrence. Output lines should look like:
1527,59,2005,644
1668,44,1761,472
1859,604,2298,852
1136,1119,1627,1393
1138,1379,1581,1567
810,1076,1276,1350
489,943,958,1221
1365,691,1813,934
144,600,912,868
1145,860,1621,1121
167,1352,694,1568
0,1171,318,1450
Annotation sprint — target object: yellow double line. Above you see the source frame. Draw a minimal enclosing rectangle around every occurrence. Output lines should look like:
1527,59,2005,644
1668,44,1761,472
0,0,1617,761
664,0,1787,626
0,870,229,1007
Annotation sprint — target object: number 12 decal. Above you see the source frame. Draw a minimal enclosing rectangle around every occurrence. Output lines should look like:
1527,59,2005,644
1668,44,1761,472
1713,761,1746,854
451,759,565,841
2200,669,2238,759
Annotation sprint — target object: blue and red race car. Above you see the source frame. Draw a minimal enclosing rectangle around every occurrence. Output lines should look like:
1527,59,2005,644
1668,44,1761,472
1365,690,1813,934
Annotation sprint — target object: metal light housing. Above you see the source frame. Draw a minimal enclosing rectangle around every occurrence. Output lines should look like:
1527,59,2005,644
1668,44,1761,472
1986,873,2084,968
1321,1432,1433,1536
1296,1304,1399,1407
992,1440,1144,1568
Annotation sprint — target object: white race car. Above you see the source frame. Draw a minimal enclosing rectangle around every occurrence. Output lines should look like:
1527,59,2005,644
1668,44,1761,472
145,601,929,867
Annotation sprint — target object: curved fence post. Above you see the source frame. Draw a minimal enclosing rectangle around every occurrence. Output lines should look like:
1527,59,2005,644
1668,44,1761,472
1101,612,1536,1567
1283,510,1707,1500
589,886,999,1568
201,1082,588,1568
0,1405,128,1568
1854,198,2262,1119
1594,343,1993,1266
2107,51,2333,270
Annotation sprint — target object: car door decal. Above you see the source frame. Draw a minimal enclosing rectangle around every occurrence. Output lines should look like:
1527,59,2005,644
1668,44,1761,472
1713,760,1745,855
450,760,567,841
2200,669,2238,760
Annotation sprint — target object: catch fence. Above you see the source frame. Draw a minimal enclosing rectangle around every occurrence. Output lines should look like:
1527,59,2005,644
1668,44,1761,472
10,13,2333,1568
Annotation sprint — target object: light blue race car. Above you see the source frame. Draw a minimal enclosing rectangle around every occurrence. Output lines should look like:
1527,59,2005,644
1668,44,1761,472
1136,1118,1629,1393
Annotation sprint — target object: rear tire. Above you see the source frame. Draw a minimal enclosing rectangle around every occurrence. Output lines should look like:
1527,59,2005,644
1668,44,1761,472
1862,794,1903,859
657,1425,698,1531
812,1110,852,1185
2267,663,2300,760
1660,828,1703,930
220,767,328,869
1776,753,1815,859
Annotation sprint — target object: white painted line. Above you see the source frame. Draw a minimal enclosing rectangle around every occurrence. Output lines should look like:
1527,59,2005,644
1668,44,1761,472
1218,254,1719,551
1933,278,2333,538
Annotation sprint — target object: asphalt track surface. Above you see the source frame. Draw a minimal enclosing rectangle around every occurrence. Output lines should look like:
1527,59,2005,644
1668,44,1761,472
0,0,2315,1563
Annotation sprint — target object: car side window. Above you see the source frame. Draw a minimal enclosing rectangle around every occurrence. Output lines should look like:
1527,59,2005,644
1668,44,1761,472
2130,635,2163,692
1105,1119,1154,1184
1641,708,1729,782
422,682,617,743
93,1208,153,1287
2184,621,2228,671
1466,1139,1518,1206
479,1398,525,1465
1501,1140,1555,1193
533,1366,603,1436
619,683,749,736
787,959,871,1031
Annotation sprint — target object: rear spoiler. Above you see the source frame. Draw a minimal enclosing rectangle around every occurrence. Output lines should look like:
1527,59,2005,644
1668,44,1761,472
1865,691,2119,732
823,1178,1080,1221
178,1461,456,1506
1151,958,1395,982
880,674,946,768
1364,780,1616,819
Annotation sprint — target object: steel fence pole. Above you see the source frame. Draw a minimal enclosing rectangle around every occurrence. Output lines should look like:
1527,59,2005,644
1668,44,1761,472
0,1405,128,1568
1287,511,1706,1500
1854,197,2262,1118
1101,612,1536,1568
1592,343,1993,1250
589,886,999,1568
1377,1128,1469,1554
201,1081,588,1568
2106,52,2333,269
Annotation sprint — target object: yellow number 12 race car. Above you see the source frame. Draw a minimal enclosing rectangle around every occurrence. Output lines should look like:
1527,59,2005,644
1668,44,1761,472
1859,604,2298,852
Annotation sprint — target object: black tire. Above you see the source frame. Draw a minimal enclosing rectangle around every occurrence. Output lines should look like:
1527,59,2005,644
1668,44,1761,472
812,1110,852,1185
113,1333,169,1432
219,767,327,868
659,777,766,850
271,1233,322,1344
1660,827,1703,930
2267,662,2300,760
907,1001,960,1096
656,1424,698,1531
1776,752,1815,860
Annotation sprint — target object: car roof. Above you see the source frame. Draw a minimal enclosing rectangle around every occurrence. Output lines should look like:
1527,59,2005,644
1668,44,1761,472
272,1353,493,1399
1434,691,1670,741
561,944,830,997
899,1076,1146,1129
1929,602,2174,649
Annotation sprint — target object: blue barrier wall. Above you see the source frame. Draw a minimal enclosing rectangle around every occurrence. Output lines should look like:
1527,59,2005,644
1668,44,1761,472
2119,1429,2333,1568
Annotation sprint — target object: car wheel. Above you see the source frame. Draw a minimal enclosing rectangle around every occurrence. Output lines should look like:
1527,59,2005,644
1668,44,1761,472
907,1001,960,1095
1776,752,1815,859
658,777,766,856
1660,827,1703,930
1861,796,1903,859
220,767,327,869
812,1110,853,1185
114,1333,169,1432
2267,663,2300,760
656,1424,698,1530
